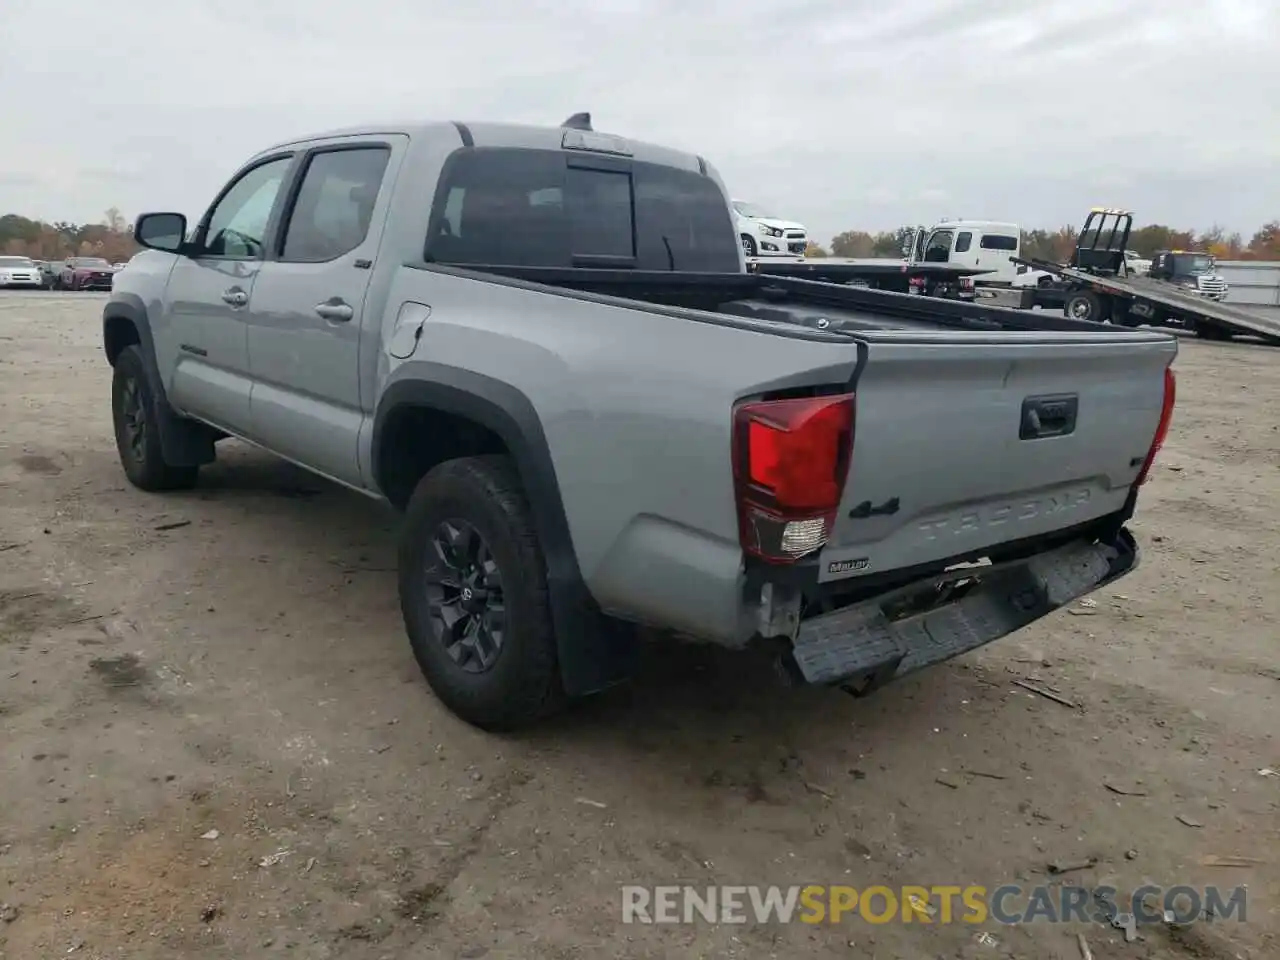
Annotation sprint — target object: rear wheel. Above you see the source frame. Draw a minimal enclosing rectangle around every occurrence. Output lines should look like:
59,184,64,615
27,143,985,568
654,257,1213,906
399,455,564,731
111,346,199,491
1064,290,1111,323
1192,321,1233,341
741,235,757,257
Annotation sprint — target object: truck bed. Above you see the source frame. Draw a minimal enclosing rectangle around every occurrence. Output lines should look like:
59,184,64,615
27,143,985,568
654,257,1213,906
444,264,1145,336
1016,257,1280,344
407,260,1174,610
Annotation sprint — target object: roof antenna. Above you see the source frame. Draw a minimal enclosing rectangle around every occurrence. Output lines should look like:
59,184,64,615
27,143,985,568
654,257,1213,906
561,112,592,131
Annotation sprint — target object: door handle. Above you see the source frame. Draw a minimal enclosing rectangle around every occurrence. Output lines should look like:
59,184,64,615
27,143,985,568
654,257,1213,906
314,300,354,322
221,288,248,308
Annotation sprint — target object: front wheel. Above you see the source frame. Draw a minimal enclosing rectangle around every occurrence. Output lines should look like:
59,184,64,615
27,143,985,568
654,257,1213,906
399,456,564,731
741,235,758,257
1064,290,1111,323
111,346,199,491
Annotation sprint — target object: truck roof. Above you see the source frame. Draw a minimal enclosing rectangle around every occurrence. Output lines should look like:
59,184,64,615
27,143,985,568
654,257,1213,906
931,219,1019,233
258,119,706,175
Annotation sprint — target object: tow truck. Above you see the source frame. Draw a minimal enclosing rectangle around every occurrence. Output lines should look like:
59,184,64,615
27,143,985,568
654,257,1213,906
1013,208,1280,344
745,256,989,299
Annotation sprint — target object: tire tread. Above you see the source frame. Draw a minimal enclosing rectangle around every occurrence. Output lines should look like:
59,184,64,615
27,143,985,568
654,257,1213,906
399,455,564,731
111,346,199,492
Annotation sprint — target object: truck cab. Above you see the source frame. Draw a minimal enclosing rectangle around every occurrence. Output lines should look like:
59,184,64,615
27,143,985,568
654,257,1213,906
904,220,1022,285
1147,251,1228,301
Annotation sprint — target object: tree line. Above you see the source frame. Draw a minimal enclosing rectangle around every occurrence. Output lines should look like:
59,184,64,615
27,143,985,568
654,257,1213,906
807,220,1280,262
0,209,139,263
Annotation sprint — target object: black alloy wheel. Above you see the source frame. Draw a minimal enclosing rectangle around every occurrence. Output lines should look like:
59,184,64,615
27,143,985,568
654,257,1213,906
424,519,507,673
398,455,564,731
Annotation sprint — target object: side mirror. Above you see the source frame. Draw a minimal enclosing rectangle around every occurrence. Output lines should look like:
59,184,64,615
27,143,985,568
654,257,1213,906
134,212,188,254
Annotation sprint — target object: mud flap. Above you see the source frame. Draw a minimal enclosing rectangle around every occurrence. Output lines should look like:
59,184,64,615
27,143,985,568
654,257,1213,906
549,588,640,698
788,532,1138,694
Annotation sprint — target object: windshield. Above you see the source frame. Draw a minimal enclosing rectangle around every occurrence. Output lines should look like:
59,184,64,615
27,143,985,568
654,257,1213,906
1174,254,1214,275
0,256,35,267
71,258,111,268
732,201,776,219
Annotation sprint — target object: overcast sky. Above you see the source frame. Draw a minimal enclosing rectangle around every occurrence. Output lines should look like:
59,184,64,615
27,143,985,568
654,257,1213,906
2,0,1276,244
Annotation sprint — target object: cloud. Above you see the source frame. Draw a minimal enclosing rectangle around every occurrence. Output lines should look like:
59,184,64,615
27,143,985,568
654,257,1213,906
1,0,1276,244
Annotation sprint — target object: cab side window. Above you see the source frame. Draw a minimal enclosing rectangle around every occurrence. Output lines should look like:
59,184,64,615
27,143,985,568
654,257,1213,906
923,230,954,262
280,146,391,262
954,231,972,253
202,156,293,259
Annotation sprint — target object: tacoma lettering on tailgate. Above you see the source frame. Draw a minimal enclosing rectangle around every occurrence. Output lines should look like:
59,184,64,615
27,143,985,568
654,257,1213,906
917,488,1093,541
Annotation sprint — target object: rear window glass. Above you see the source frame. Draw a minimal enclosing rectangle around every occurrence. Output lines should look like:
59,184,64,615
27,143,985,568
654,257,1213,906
424,148,739,271
979,234,1018,251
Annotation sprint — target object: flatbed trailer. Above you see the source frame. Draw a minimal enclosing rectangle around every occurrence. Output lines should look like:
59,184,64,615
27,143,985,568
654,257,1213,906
1013,255,1280,344
746,256,991,299
1007,208,1280,344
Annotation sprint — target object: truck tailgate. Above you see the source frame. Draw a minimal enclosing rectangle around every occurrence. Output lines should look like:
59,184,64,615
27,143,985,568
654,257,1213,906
818,329,1177,583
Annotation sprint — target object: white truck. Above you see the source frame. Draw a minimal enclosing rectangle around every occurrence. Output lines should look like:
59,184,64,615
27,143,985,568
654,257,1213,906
731,200,808,259
903,220,1023,287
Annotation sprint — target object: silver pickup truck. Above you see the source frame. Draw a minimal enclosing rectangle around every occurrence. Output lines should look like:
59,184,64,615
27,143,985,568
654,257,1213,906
102,114,1178,730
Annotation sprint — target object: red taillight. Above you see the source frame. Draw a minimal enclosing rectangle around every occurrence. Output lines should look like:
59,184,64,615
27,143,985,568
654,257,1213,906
732,392,855,563
1135,366,1176,486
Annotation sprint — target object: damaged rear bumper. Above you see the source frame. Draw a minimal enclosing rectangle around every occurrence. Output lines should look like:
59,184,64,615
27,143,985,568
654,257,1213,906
782,528,1138,693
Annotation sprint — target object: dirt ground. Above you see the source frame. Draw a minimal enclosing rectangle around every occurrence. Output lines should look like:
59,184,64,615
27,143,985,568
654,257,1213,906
1,291,1276,960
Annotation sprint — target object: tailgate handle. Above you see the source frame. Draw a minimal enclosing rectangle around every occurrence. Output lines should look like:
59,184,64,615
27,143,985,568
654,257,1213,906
1020,394,1078,440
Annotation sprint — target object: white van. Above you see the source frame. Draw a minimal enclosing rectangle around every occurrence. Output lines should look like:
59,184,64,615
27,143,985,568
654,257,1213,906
905,220,1022,286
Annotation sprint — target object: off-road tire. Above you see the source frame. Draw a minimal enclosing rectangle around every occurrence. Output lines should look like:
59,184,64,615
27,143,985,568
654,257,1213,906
111,345,199,491
399,455,565,731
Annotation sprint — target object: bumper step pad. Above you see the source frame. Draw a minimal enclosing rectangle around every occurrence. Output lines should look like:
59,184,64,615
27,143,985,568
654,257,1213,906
789,535,1131,692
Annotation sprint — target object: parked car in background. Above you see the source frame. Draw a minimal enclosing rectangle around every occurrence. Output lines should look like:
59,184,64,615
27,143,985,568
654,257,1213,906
1012,265,1061,289
0,256,45,288
1124,250,1152,276
40,260,64,288
731,199,807,258
60,257,116,291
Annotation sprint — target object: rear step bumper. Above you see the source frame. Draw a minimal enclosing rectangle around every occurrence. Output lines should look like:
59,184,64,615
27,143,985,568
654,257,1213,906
784,528,1138,693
